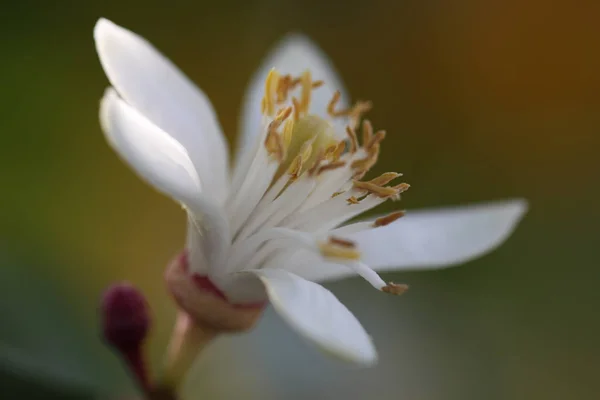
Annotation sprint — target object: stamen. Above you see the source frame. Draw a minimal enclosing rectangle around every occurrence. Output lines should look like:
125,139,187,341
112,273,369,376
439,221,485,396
389,183,411,201
332,141,346,160
365,130,386,150
317,160,346,175
282,118,295,150
319,237,361,260
352,180,399,198
262,69,280,116
292,97,301,120
265,130,285,162
381,282,409,296
351,145,380,178
349,101,373,129
331,190,345,198
265,107,292,161
275,75,295,103
345,126,358,153
275,75,289,103
392,183,411,192
373,211,405,227
327,91,372,127
329,236,356,248
367,172,401,186
287,154,304,181
324,141,346,162
327,91,343,117
346,196,360,204
287,141,313,180
307,150,326,176
300,71,313,114
361,120,373,145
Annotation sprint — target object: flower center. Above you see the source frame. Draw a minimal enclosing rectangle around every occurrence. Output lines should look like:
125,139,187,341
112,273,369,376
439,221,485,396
225,67,411,270
275,114,336,181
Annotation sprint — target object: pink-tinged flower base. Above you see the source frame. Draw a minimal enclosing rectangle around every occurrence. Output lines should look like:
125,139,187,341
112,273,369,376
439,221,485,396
165,251,265,332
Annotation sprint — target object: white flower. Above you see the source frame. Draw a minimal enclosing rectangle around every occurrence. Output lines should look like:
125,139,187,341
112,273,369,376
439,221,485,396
94,18,527,367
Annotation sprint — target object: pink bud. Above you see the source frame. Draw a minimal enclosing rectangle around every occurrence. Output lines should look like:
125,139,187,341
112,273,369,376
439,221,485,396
100,283,151,392
101,283,150,350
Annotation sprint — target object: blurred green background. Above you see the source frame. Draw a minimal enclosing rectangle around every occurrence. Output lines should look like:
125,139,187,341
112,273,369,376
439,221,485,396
1,0,599,399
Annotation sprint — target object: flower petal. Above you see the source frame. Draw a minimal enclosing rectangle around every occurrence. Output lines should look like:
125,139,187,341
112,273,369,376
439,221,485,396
253,269,377,366
100,88,202,208
349,199,528,270
237,33,348,158
292,200,528,283
94,18,229,202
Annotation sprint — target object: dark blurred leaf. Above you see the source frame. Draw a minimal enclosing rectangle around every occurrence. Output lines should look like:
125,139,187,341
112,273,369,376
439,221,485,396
0,345,96,399
0,247,132,395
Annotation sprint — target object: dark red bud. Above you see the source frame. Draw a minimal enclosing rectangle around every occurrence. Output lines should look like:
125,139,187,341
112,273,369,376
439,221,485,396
101,282,150,351
100,282,151,392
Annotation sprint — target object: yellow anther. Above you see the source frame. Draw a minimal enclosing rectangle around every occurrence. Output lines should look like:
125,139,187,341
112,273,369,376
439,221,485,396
319,237,361,260
388,183,411,201
329,236,356,248
361,120,373,145
300,140,314,162
368,172,401,186
349,100,373,129
287,140,314,179
275,75,291,103
265,129,285,162
365,130,386,150
327,91,344,117
346,196,360,204
287,154,303,180
299,71,313,114
324,141,346,162
317,160,346,175
275,106,293,122
352,180,399,198
345,126,358,153
331,190,345,198
263,69,280,116
292,97,301,120
312,80,325,89
282,118,295,150
332,141,346,160
382,282,409,296
327,91,372,128
264,106,293,162
308,150,326,176
392,183,411,193
373,211,405,227
351,144,380,176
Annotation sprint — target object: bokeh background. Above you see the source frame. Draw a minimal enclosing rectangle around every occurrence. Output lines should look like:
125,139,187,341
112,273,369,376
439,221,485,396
1,0,599,399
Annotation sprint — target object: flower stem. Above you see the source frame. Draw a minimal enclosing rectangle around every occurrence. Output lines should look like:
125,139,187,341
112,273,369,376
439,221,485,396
160,312,217,390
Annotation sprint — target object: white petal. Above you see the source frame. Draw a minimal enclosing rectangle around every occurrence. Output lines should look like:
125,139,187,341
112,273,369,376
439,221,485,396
100,88,202,208
350,199,528,270
254,269,377,366
94,18,229,202
186,209,231,277
294,200,528,282
237,33,349,158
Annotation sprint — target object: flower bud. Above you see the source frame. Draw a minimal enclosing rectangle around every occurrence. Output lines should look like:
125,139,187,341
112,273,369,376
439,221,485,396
101,283,151,351
100,283,151,392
